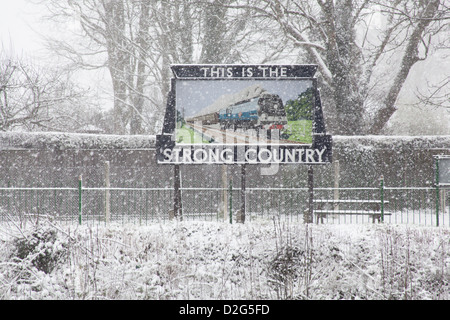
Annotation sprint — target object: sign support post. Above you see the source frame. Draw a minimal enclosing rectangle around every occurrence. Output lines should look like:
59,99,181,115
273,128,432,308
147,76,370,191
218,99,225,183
306,166,314,223
240,164,246,223
174,164,182,220
222,165,228,220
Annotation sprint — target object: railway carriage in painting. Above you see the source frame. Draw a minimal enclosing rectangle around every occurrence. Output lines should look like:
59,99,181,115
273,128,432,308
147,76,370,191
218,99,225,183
186,93,287,131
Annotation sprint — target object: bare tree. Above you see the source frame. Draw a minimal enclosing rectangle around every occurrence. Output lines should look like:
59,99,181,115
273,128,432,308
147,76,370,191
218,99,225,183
37,0,292,135
414,78,450,109
39,0,154,134
147,0,290,100
227,0,448,135
369,0,447,134
0,50,85,132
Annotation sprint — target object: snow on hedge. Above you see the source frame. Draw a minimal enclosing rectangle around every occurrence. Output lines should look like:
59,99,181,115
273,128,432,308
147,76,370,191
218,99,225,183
1,131,449,152
333,135,450,151
1,218,449,300
0,132,156,150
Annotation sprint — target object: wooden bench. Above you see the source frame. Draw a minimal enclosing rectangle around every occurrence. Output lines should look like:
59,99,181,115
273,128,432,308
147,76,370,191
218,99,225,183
313,199,391,223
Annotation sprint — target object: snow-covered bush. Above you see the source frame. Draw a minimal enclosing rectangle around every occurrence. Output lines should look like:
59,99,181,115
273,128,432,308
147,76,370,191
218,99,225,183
11,224,69,274
268,245,307,299
0,131,156,150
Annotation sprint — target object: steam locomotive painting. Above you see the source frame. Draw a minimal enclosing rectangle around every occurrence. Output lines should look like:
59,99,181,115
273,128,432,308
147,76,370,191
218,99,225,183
186,93,287,131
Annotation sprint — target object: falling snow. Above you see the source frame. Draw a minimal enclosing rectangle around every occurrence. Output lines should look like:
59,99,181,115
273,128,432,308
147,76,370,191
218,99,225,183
1,218,449,300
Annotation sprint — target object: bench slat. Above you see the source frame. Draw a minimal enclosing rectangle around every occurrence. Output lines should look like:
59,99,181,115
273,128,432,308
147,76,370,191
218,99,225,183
315,210,392,216
313,199,389,204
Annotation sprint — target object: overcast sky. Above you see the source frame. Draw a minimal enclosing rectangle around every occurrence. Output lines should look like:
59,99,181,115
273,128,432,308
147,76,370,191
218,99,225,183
0,1,114,110
0,0,45,58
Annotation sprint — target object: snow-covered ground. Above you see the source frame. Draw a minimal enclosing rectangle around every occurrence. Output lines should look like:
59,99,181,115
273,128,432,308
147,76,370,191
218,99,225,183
0,217,449,300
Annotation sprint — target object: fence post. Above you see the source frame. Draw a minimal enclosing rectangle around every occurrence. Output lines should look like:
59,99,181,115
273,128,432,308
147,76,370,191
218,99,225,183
78,175,82,225
306,166,314,224
240,164,246,223
7,181,10,216
380,175,384,222
222,165,228,220
334,160,340,211
174,164,182,220
104,161,111,223
229,179,232,224
435,157,440,227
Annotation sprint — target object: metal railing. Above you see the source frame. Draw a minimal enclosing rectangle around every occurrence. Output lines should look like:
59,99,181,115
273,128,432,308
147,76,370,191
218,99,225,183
0,184,448,226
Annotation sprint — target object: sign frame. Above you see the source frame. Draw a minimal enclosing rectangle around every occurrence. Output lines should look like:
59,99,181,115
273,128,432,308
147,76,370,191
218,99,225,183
156,64,332,165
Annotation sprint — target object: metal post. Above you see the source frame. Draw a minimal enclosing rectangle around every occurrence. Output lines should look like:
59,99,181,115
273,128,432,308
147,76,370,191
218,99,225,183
174,164,182,220
78,175,82,225
436,158,440,227
306,166,314,224
240,164,246,223
104,161,110,223
7,181,10,217
380,175,384,222
229,179,233,224
222,164,228,220
334,160,340,211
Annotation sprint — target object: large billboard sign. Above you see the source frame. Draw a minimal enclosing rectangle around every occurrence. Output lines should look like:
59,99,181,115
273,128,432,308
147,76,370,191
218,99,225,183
156,65,332,165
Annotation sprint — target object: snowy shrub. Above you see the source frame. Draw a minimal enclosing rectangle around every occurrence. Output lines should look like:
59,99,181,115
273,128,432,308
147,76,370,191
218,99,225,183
268,245,307,299
264,220,315,299
11,224,69,274
0,132,156,150
376,226,450,300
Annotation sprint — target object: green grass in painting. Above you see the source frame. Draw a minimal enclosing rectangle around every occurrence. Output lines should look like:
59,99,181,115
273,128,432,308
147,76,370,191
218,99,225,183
283,120,312,144
176,123,211,144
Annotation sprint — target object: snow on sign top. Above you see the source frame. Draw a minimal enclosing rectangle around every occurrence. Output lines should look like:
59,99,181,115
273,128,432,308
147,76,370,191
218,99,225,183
171,64,318,79
156,64,332,165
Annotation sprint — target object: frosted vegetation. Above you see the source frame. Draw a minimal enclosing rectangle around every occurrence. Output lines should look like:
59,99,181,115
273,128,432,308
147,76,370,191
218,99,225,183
1,131,449,151
1,217,448,300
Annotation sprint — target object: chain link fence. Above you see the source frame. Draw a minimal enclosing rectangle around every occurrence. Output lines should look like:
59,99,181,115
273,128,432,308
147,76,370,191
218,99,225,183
0,184,448,226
